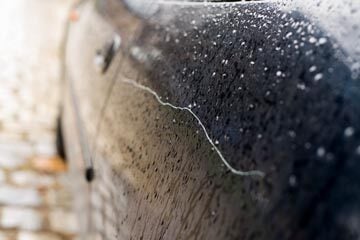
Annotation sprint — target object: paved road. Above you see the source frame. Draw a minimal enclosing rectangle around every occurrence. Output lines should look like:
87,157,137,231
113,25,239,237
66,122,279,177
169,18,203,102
0,0,77,239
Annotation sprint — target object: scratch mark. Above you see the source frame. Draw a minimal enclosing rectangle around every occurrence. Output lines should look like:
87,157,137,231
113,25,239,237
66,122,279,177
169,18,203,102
150,0,273,6
120,76,265,177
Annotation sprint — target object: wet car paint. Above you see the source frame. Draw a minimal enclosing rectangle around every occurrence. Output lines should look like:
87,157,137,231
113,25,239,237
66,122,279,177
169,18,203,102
63,0,360,239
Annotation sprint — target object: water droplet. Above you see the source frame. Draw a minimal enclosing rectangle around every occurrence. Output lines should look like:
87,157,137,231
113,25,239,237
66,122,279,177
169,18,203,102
286,32,293,38
314,73,323,82
215,140,219,145
288,130,296,138
297,83,306,90
344,127,355,137
309,37,317,43
165,34,170,42
317,147,326,157
318,37,327,45
289,175,297,187
309,66,317,72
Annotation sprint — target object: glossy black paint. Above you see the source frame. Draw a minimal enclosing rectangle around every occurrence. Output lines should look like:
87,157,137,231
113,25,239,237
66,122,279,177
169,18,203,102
63,0,360,239
126,4,360,239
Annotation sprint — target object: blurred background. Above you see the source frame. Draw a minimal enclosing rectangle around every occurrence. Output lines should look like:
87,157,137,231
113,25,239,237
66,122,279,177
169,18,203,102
0,0,78,239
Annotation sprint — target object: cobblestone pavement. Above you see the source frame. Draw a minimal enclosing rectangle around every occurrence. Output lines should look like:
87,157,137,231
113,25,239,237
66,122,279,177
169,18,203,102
0,0,77,239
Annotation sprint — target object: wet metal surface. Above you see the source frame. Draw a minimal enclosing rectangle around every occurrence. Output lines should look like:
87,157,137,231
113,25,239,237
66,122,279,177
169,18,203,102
64,0,360,239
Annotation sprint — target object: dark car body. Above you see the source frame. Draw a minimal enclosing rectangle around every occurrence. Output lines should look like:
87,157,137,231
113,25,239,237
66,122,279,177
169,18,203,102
62,0,360,239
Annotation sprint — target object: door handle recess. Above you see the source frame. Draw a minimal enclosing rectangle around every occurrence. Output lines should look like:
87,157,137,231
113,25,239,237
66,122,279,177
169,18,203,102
94,34,121,74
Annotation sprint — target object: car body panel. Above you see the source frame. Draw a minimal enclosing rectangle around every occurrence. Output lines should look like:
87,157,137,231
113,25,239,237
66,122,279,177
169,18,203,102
63,0,360,239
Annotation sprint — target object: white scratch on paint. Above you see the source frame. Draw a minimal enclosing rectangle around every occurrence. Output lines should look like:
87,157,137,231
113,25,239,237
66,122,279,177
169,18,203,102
120,76,265,178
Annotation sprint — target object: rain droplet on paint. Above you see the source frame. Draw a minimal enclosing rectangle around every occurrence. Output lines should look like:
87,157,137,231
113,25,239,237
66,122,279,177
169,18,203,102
289,175,297,187
344,127,355,137
314,73,323,82
317,147,326,157
318,37,327,45
309,66,317,72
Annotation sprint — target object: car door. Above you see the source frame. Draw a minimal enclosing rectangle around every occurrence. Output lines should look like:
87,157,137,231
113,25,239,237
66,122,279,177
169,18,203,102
64,0,124,236
78,0,360,239
65,0,124,157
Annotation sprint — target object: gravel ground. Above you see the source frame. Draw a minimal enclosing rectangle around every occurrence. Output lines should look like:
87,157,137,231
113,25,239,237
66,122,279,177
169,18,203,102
0,0,77,239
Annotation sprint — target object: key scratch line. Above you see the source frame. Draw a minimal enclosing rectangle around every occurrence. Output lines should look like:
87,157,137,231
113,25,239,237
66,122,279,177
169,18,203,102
120,76,265,178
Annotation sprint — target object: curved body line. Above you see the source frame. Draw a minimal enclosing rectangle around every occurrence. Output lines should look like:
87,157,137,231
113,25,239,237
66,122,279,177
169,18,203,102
120,76,265,177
